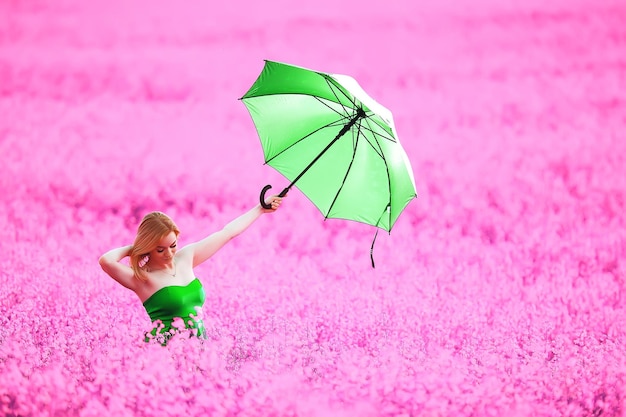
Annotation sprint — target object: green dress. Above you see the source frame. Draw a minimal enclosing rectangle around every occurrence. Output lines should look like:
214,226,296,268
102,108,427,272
143,278,207,345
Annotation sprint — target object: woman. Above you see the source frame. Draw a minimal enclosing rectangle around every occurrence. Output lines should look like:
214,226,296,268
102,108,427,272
99,195,284,345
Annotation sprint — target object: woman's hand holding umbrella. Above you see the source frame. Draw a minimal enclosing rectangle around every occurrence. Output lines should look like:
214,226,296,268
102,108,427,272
261,194,286,213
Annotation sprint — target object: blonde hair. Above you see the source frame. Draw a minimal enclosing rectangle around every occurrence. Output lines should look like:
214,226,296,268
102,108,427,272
130,211,180,281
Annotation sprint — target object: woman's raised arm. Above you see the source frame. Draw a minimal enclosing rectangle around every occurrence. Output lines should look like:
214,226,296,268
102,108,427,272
98,245,137,291
181,196,284,267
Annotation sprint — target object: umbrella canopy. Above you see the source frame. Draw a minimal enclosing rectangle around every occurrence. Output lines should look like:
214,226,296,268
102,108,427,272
240,60,417,234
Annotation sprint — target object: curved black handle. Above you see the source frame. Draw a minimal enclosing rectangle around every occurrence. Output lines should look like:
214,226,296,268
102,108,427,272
260,184,273,209
260,185,290,209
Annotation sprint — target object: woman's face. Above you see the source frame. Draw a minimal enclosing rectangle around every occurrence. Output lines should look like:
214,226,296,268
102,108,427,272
149,231,178,265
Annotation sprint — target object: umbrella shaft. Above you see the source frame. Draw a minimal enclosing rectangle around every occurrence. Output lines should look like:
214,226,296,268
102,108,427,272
285,108,366,192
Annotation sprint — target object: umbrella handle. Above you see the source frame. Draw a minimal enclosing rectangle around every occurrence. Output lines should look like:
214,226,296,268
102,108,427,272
260,185,289,209
260,185,274,209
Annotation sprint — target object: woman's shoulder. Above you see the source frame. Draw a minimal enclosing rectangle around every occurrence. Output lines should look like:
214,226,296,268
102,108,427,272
175,244,195,260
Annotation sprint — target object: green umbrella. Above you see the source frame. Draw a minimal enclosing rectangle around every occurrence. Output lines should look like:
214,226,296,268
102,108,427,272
240,60,417,265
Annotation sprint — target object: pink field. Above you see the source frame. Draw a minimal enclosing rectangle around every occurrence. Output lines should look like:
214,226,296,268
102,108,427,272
1,0,626,416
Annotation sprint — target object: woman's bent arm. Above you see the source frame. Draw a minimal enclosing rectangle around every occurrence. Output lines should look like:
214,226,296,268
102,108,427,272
99,245,137,290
